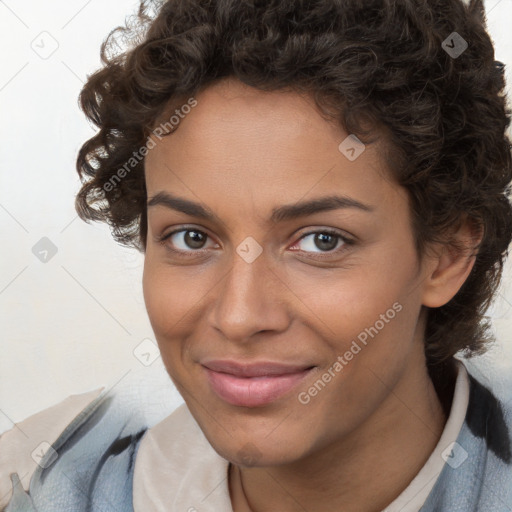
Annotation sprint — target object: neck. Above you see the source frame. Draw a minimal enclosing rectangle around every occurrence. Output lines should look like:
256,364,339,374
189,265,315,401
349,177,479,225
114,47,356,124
229,354,450,512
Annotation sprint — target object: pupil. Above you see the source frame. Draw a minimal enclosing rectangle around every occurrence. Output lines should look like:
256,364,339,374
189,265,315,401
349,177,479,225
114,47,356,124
316,233,337,251
186,231,205,249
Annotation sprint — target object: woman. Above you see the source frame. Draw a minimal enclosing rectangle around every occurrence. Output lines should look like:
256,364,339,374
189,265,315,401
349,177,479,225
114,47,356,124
2,0,511,510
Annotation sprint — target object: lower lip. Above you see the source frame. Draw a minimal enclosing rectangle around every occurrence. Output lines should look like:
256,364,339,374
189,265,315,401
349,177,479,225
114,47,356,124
204,367,314,407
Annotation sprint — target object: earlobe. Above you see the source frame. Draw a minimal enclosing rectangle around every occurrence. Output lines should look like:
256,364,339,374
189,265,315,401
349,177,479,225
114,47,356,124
421,219,483,308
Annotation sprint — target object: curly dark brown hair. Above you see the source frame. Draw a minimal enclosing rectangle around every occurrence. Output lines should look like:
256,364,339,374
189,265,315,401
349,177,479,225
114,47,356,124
75,0,512,368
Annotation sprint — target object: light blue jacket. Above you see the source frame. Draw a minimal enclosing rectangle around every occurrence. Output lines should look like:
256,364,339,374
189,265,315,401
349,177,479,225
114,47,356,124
4,373,512,511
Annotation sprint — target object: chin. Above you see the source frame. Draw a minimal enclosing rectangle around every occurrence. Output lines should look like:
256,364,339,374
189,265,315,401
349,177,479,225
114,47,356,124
202,424,313,468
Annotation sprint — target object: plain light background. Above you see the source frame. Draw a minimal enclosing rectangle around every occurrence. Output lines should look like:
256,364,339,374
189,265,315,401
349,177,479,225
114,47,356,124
0,0,511,434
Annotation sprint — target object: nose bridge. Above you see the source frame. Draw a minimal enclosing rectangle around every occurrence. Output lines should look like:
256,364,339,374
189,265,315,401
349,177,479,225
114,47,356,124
211,248,288,339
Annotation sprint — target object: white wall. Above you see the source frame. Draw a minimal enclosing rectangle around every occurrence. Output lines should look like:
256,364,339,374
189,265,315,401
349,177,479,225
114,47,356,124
0,0,511,433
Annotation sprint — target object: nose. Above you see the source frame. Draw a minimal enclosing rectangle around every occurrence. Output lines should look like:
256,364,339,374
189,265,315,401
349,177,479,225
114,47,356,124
209,248,291,342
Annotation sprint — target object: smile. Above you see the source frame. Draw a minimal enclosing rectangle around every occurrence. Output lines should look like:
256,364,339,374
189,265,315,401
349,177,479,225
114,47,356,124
202,361,315,407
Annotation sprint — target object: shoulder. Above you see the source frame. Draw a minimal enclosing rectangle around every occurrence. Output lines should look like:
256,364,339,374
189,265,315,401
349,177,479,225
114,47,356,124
1,388,148,512
0,388,105,510
465,371,512,465
422,366,512,511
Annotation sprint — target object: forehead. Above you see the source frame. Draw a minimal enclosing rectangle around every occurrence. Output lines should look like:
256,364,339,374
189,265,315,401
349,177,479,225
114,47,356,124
144,78,404,219
150,78,344,164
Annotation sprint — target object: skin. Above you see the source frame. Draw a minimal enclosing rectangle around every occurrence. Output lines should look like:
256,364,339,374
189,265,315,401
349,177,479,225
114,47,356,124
142,76,480,512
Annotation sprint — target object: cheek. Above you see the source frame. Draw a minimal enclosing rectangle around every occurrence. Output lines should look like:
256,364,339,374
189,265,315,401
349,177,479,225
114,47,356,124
295,254,421,366
143,260,186,338
293,265,406,335
142,257,215,346
314,288,409,370
142,262,193,383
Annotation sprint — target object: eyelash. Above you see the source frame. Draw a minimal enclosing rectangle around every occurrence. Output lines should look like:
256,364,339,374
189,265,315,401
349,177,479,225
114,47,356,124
156,226,354,259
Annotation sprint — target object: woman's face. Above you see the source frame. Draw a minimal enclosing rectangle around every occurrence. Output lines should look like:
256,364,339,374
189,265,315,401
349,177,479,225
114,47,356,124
143,77,435,466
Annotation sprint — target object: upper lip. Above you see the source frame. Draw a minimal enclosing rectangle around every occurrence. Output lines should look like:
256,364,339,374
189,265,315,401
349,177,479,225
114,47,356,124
201,360,314,378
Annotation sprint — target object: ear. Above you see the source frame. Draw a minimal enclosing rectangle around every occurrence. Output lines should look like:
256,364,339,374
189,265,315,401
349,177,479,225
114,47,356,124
421,216,484,308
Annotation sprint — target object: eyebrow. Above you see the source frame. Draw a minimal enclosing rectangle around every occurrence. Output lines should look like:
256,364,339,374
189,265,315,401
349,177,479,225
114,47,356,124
147,191,374,224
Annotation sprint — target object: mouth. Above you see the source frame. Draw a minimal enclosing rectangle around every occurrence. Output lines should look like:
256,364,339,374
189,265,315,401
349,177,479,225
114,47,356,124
201,360,316,407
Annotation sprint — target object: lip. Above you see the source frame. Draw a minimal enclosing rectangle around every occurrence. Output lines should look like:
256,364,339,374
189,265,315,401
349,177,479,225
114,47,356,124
202,360,315,407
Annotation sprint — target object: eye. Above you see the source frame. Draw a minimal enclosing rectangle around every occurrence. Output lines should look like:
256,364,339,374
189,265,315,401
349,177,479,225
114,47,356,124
157,227,218,255
156,226,354,259
289,229,353,256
